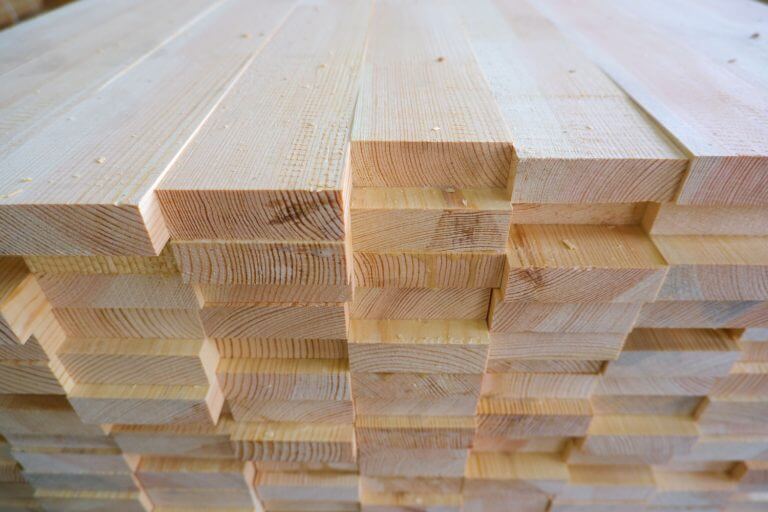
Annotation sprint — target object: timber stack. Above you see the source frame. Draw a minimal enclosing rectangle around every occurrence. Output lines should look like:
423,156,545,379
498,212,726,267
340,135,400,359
0,0,766,510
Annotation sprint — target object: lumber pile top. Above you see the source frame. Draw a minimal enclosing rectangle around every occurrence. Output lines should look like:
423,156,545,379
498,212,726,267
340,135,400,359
0,0,767,511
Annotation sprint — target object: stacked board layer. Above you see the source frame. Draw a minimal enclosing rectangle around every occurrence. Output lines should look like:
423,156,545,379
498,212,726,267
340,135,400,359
0,0,767,511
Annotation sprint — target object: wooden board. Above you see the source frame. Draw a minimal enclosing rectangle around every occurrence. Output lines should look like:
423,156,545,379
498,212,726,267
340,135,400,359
350,0,512,188
462,0,686,203
536,0,768,205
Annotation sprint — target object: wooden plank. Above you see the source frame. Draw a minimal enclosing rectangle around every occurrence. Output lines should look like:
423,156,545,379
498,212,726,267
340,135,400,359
215,338,348,360
602,328,741,377
502,225,667,303
350,0,512,188
649,469,736,506
0,257,50,345
578,415,700,463
653,235,768,300
535,0,768,205
636,301,768,329
172,240,350,288
217,359,350,402
197,283,351,304
24,246,178,275
231,422,355,464
53,308,204,339
110,420,235,460
351,372,482,417
0,0,296,256
510,203,646,226
255,471,359,503
481,372,597,399
559,465,655,502
66,382,223,426
477,398,593,438
464,452,568,495
0,0,217,156
56,338,210,385
488,331,626,362
353,251,504,289
461,0,686,203
348,319,489,374
356,416,474,451
201,303,347,340
157,0,371,242
352,287,491,320
358,448,468,478
351,188,511,252
643,203,768,236
489,292,642,333
36,273,201,309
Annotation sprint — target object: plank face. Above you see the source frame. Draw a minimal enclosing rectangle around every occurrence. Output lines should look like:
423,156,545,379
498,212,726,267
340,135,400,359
351,0,513,188
0,0,297,256
461,0,686,203
158,0,372,242
536,0,768,205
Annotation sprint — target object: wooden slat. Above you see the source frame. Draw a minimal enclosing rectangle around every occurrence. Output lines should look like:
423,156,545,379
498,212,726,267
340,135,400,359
462,0,686,203
536,0,768,205
157,0,371,242
350,0,512,188
0,0,296,255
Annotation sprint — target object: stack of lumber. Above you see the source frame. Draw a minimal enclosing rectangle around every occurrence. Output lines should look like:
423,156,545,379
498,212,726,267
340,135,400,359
0,0,766,511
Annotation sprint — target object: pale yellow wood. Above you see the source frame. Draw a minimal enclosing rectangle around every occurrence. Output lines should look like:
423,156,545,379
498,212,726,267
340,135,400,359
0,257,50,345
215,338,347,360
559,465,655,502
636,301,768,329
350,0,513,188
489,291,642,333
217,359,350,402
603,328,741,377
0,360,62,394
110,419,235,460
348,319,489,374
536,0,768,205
254,471,359,503
53,308,204,339
201,303,347,340
696,396,768,435
503,225,667,303
650,469,737,506
358,448,468,478
24,246,178,275
353,251,504,289
481,373,597,399
0,0,298,255
579,415,700,463
653,235,768,300
351,188,511,252
511,203,646,226
352,287,491,320
355,416,474,450
590,396,703,416
461,0,686,203
197,283,352,305
644,203,768,236
67,382,223,426
464,452,568,495
230,422,355,464
351,372,482,417
172,240,351,288
36,273,201,309
488,331,626,362
56,338,209,385
158,1,371,242
477,398,593,438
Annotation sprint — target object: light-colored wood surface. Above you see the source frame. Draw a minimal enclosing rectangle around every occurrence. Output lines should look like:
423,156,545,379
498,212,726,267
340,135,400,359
1,0,767,509
536,0,768,205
